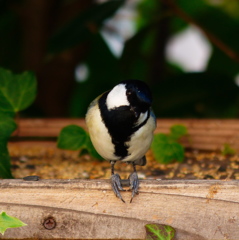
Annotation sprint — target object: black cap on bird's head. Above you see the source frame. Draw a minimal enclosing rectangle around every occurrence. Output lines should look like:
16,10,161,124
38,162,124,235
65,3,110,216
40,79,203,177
121,79,152,113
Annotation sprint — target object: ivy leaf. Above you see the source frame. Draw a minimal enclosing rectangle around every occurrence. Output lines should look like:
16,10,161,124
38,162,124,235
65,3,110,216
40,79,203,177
145,224,175,240
0,142,14,179
0,212,27,235
151,124,187,164
0,68,37,178
0,68,37,113
57,125,103,160
0,112,16,178
0,112,17,138
151,134,184,164
221,143,236,156
57,125,87,150
170,125,187,140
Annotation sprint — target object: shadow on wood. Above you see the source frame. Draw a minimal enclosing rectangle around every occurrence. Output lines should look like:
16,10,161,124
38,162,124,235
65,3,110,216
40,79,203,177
1,179,239,239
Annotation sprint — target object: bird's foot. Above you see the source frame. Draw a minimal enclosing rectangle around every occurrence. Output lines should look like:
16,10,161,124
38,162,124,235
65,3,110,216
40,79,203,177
111,173,126,203
128,171,139,203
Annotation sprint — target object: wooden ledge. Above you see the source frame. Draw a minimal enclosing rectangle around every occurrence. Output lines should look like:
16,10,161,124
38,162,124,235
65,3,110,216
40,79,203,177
11,118,239,151
1,179,239,239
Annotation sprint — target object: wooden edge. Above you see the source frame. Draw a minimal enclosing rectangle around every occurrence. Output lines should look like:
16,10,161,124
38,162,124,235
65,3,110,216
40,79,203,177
1,179,239,239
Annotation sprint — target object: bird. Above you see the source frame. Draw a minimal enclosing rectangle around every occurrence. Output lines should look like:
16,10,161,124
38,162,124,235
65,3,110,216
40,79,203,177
85,79,156,202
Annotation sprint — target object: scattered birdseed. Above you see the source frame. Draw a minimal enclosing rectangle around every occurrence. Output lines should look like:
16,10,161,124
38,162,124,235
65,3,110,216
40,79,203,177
7,145,239,180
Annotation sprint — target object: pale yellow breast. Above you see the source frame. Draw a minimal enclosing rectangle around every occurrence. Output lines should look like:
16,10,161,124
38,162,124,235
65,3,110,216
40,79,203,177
122,114,156,162
85,99,118,161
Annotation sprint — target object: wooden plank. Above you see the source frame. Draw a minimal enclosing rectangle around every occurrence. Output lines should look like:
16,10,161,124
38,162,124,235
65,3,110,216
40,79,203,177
1,179,239,239
13,118,239,137
13,118,86,137
10,118,239,151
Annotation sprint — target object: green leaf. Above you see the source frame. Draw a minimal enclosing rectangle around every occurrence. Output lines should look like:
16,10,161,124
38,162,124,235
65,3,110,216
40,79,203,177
145,224,175,240
170,125,187,140
0,139,14,178
221,143,236,156
151,133,184,164
57,124,103,160
57,125,87,150
0,112,17,138
0,146,13,179
0,68,37,113
48,0,125,53
0,112,16,178
0,212,27,235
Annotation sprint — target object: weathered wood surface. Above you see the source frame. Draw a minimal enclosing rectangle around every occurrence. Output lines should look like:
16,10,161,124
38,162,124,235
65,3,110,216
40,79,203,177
11,118,239,152
1,179,239,239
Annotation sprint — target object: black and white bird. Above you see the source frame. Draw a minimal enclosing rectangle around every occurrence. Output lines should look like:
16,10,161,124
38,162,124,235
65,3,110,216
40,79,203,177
85,79,156,202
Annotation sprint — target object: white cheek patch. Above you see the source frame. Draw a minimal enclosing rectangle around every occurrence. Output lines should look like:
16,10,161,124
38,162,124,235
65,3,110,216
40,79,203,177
106,84,129,110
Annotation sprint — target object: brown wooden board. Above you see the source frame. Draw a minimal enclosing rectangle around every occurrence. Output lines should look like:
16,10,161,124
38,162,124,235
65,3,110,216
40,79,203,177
1,179,239,239
11,118,239,152
4,119,239,239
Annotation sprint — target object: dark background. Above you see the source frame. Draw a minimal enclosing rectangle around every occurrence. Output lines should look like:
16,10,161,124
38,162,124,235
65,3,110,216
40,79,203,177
1,0,239,118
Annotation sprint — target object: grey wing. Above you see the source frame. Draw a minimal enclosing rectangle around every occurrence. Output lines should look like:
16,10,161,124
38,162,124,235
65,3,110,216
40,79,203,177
133,156,147,166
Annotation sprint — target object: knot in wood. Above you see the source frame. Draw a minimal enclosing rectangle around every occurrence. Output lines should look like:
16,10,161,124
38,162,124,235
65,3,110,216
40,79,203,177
43,217,56,230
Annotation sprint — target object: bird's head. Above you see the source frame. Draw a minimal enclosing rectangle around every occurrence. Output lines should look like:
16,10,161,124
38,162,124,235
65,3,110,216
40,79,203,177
106,79,152,118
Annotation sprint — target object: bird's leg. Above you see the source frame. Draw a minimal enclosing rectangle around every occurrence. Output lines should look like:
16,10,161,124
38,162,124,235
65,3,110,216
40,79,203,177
128,163,139,203
110,160,125,203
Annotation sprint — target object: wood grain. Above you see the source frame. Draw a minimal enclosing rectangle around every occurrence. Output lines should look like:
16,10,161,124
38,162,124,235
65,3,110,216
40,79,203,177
1,179,239,239
10,118,239,151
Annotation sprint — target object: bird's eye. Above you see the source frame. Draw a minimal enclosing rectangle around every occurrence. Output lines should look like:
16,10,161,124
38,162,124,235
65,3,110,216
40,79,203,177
126,89,132,96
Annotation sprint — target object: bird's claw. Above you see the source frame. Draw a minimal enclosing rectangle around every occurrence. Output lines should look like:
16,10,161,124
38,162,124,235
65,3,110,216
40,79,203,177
111,173,126,203
128,171,139,203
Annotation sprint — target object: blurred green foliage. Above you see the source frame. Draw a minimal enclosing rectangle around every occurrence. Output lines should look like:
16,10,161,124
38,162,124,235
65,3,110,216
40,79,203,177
0,67,37,178
0,0,239,118
48,0,126,53
221,143,236,156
